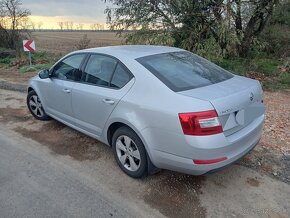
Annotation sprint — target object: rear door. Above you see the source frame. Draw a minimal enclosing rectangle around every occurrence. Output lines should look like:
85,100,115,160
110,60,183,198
72,54,134,136
42,53,86,124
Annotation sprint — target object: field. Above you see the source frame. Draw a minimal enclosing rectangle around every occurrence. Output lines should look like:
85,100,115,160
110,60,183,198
31,31,123,55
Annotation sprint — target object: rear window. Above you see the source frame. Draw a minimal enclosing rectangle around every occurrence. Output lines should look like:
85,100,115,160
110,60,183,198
136,51,233,92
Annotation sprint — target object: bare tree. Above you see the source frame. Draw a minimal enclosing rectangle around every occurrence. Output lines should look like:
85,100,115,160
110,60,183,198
68,21,74,30
57,22,64,31
99,24,104,30
90,23,100,31
64,21,74,30
76,23,84,30
64,21,69,30
29,21,35,30
37,21,43,31
0,0,31,49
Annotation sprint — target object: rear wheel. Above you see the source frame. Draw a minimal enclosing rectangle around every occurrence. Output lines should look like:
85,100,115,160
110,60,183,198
27,90,51,121
112,127,147,178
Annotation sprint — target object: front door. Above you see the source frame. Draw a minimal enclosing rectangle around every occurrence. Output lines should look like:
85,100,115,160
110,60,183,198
44,53,86,124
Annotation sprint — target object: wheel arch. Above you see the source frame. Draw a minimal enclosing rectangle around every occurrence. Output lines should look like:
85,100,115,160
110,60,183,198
28,87,34,93
106,120,159,174
107,121,141,147
27,81,47,110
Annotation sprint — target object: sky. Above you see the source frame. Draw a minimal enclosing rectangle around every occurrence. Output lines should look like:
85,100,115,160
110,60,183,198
21,0,112,29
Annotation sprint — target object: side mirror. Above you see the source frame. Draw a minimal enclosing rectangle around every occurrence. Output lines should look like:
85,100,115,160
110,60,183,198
38,69,50,79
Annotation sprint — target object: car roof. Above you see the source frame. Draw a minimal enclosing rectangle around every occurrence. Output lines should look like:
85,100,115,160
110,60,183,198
78,45,183,59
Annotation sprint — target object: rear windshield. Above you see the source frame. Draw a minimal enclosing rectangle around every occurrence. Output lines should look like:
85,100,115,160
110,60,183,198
136,51,233,92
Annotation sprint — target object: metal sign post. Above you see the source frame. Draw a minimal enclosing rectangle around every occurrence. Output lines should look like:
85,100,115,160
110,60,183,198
28,52,32,66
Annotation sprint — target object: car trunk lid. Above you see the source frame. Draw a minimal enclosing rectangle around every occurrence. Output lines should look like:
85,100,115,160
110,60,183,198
178,76,265,136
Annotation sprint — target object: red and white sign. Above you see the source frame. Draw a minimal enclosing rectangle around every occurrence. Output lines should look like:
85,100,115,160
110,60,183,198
23,40,36,52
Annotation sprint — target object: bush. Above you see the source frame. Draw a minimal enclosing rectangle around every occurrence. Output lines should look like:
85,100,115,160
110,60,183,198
258,1,290,58
260,24,290,57
0,57,12,65
195,37,223,63
75,34,91,50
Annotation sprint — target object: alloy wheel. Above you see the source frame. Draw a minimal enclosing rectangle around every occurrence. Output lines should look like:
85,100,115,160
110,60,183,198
115,135,141,172
29,95,44,118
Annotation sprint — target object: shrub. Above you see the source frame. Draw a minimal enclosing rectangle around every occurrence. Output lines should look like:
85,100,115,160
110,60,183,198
0,57,12,65
75,34,91,50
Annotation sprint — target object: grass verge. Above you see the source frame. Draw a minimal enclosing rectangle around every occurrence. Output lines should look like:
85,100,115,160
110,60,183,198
19,64,52,73
217,57,290,90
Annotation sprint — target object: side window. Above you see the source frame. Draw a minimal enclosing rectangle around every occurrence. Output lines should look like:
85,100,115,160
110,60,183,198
81,55,117,87
110,63,133,88
52,54,86,81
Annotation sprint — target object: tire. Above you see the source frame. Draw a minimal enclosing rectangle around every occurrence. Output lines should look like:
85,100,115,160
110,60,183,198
27,90,51,121
112,126,147,178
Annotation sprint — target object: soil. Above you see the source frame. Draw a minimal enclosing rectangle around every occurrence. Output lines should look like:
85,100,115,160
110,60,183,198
0,66,36,84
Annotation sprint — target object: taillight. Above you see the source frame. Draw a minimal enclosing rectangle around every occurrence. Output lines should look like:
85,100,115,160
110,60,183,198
178,110,223,136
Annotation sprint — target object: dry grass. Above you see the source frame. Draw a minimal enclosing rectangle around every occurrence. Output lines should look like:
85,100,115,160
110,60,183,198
31,31,123,55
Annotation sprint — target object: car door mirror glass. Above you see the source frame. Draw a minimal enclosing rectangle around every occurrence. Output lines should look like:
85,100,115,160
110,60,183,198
39,69,50,79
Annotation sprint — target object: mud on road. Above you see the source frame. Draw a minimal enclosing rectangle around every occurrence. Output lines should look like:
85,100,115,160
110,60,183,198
1,88,290,218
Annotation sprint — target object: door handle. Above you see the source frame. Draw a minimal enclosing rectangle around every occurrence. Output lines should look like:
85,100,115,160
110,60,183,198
63,88,71,93
102,99,115,105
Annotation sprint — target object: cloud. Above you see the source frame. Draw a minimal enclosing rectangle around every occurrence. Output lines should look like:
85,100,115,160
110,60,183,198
21,0,111,23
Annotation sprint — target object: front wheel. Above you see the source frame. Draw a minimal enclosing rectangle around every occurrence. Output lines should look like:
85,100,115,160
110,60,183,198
112,127,147,178
27,90,51,121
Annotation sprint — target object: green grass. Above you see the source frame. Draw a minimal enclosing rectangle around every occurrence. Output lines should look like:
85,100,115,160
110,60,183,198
0,57,12,65
263,74,290,90
217,57,289,90
31,51,60,64
19,63,52,73
19,51,54,73
217,58,282,76
253,58,282,76
280,72,290,85
217,58,248,75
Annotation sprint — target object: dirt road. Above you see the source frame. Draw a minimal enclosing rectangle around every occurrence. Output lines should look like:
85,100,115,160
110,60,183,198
0,87,290,217
0,126,135,218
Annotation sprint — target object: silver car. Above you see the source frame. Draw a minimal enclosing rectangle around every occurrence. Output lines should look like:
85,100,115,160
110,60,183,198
27,45,265,178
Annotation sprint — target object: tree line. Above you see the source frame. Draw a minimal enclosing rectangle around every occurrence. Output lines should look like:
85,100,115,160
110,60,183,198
57,21,105,31
105,0,289,58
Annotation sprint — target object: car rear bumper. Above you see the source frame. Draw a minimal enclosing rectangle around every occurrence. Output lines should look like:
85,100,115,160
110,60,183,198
143,115,264,175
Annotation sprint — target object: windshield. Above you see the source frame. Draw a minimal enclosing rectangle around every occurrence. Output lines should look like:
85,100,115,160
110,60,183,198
136,51,233,92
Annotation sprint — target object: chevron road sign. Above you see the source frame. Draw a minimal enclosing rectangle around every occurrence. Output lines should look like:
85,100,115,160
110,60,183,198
23,40,36,52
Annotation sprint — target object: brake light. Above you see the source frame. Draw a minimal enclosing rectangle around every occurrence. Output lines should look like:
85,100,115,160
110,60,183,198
178,110,222,136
